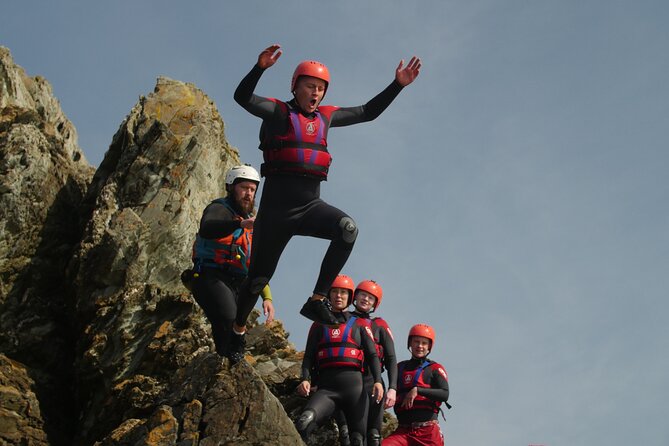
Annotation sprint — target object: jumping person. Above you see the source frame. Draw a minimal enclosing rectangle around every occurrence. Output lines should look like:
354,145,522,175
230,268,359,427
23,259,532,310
295,275,384,446
383,324,450,446
184,164,274,364
334,280,398,446
229,44,421,357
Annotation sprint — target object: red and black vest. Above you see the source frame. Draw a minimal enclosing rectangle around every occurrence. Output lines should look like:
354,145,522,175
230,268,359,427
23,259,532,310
192,198,252,277
260,102,337,180
395,360,443,415
316,316,365,370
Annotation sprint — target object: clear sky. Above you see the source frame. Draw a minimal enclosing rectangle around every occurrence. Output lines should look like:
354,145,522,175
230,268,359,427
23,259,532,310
3,1,668,445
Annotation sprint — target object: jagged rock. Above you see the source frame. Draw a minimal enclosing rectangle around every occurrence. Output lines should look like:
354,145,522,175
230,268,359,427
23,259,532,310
0,46,93,445
66,75,309,445
0,354,49,445
0,47,387,445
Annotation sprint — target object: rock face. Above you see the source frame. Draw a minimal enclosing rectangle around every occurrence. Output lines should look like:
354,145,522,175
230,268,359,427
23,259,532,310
0,45,93,445
0,47,382,446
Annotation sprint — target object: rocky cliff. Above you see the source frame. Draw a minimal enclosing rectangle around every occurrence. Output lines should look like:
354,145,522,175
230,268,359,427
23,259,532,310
0,47,377,446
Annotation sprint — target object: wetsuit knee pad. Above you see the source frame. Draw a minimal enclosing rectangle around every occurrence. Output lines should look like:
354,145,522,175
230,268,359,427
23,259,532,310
337,216,358,245
249,276,269,295
368,429,382,446
339,424,351,446
295,409,316,435
349,432,365,446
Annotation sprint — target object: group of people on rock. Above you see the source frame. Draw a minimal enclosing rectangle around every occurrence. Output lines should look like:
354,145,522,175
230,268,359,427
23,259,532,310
182,44,451,445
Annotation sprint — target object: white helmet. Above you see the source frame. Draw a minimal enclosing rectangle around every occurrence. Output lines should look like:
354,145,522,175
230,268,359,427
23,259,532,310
225,164,260,186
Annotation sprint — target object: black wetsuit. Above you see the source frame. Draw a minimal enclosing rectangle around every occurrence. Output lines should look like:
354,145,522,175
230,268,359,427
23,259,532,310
190,199,249,356
297,311,383,445
233,64,405,327
336,310,399,445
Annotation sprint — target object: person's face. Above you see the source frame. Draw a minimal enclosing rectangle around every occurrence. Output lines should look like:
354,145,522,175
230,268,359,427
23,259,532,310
328,287,350,311
353,290,377,313
409,336,431,359
233,180,257,214
293,76,327,113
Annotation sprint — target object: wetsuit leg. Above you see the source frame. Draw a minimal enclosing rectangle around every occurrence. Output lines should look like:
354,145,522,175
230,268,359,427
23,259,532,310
333,409,351,446
295,388,338,440
191,270,237,356
297,199,358,296
337,371,367,446
364,375,385,446
234,207,293,327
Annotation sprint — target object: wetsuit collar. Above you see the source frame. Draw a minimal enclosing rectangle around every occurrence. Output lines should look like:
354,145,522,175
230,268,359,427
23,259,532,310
288,98,318,117
352,309,370,319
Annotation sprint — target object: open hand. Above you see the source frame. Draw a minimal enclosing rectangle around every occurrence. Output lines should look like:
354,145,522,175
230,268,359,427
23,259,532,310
258,44,282,69
395,56,422,86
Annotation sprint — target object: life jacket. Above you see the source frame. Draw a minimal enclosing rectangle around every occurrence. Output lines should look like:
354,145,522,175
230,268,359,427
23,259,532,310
355,314,392,371
316,316,365,370
192,198,252,277
260,102,335,180
395,360,443,415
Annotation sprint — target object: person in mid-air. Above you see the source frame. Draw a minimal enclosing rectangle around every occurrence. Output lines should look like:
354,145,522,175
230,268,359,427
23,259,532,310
229,43,421,359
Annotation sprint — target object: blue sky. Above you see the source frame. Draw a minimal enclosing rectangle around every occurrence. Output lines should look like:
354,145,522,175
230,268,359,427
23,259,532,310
3,1,669,445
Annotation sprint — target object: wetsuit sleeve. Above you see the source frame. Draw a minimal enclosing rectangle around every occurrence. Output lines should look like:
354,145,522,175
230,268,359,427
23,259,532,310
233,64,284,120
328,80,404,127
300,323,320,382
198,202,240,239
358,324,382,383
377,322,398,390
417,364,449,403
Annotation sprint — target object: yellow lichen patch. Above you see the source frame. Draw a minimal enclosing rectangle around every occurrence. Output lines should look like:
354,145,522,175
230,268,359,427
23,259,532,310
154,321,172,339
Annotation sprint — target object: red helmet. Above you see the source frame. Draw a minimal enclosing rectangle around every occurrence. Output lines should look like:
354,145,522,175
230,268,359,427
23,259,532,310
291,60,330,92
407,324,435,350
354,280,383,311
331,274,355,305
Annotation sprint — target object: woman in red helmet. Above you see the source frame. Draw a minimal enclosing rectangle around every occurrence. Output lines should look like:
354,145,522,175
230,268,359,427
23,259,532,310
384,324,450,446
295,274,384,446
230,44,421,356
334,280,398,446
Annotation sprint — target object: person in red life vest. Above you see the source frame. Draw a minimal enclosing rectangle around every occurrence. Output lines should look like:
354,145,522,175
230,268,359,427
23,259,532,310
333,280,398,446
383,324,450,446
229,43,421,357
184,164,274,364
295,275,384,446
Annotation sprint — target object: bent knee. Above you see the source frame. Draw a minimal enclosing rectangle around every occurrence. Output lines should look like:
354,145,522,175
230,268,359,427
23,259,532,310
337,216,358,245
295,409,316,435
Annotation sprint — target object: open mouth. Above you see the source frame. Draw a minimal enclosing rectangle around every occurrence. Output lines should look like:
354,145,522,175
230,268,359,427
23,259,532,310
309,98,318,107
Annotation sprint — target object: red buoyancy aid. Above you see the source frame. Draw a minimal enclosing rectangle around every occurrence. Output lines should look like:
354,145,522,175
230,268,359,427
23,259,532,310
260,102,338,180
192,198,252,276
316,316,365,370
395,360,445,415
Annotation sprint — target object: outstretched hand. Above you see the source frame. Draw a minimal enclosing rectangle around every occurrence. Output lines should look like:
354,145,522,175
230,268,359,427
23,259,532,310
395,56,422,86
257,44,282,69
